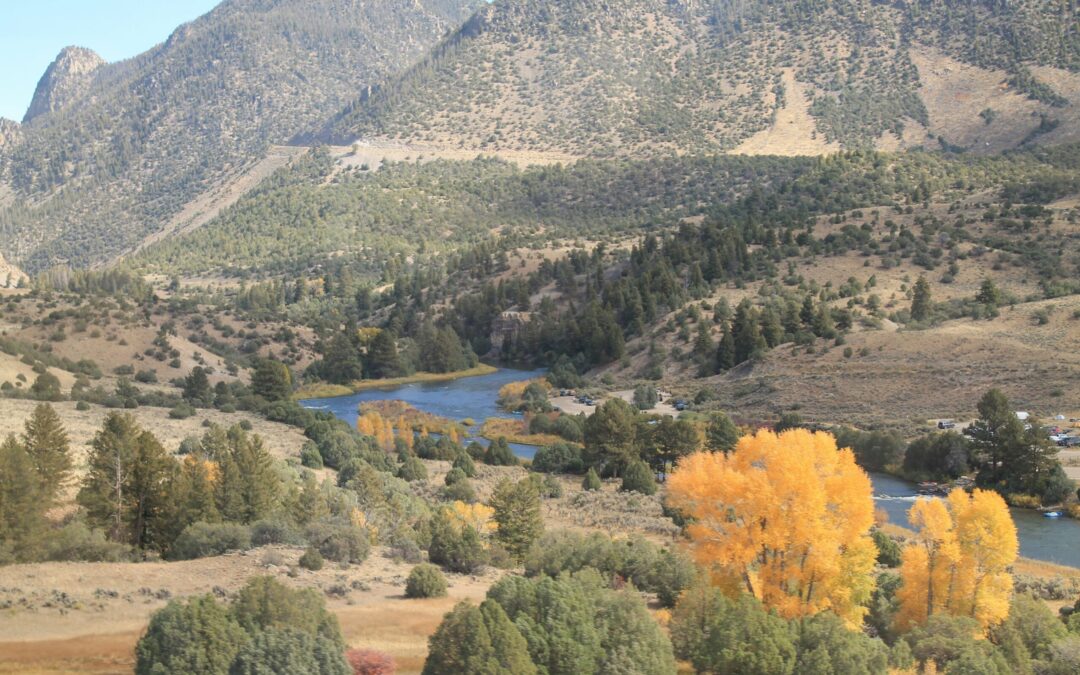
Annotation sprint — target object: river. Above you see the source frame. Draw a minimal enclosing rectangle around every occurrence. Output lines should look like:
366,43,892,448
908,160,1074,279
301,367,1080,568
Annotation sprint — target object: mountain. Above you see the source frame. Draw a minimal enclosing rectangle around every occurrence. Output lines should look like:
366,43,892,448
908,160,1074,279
22,47,106,123
0,0,484,271
325,0,1080,156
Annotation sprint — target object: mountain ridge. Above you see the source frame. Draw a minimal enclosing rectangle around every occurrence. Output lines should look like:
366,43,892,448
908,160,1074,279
22,46,106,124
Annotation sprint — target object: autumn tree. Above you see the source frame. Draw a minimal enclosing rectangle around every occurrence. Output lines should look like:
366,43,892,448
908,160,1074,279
895,489,1018,632
21,403,71,507
667,429,878,625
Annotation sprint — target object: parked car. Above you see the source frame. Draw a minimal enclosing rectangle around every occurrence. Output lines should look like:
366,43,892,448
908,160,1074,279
937,420,956,430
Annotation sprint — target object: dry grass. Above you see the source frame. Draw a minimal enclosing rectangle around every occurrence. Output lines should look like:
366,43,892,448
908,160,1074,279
479,417,567,447
349,365,498,392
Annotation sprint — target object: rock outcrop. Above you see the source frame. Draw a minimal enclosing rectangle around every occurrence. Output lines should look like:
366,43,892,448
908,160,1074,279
23,46,105,123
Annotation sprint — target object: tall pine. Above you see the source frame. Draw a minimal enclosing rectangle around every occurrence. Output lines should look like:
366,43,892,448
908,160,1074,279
21,403,71,507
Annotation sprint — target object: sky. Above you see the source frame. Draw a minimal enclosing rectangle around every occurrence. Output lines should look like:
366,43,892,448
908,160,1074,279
0,1,221,121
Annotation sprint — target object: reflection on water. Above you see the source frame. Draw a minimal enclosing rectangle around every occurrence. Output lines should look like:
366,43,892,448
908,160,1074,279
302,368,1080,568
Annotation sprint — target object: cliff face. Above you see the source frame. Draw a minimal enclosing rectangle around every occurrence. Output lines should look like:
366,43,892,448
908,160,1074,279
23,47,106,123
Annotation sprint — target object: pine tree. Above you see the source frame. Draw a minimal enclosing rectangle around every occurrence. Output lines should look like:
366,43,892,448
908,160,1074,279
21,403,71,507
365,329,400,379
582,467,602,491
705,412,740,453
582,398,639,475
490,478,543,560
78,413,177,549
252,360,292,401
911,276,932,322
175,456,220,530
182,367,213,407
0,435,48,561
732,300,766,365
216,427,279,524
715,324,735,372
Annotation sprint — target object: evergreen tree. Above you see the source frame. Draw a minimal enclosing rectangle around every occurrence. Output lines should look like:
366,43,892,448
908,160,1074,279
30,372,63,401
621,460,658,495
582,467,602,491
715,324,736,372
252,360,292,401
174,456,220,530
365,329,401,379
78,413,178,549
230,629,350,675
705,412,740,453
422,600,537,675
483,437,518,466
320,331,363,385
21,403,71,506
732,300,766,365
135,595,248,675
692,322,714,369
0,435,47,562
583,398,639,475
976,278,1002,309
910,276,932,322
182,367,214,407
490,478,543,560
216,427,280,524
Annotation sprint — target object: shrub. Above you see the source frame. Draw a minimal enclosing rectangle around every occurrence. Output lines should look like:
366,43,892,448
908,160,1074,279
346,648,396,675
428,511,486,574
229,628,350,675
396,456,428,482
135,595,248,675
75,400,91,411
44,521,132,562
532,443,584,474
300,548,325,571
301,442,324,469
305,518,370,565
250,520,302,547
872,529,902,568
582,467,602,491
170,522,252,560
444,467,467,486
620,461,657,495
451,452,476,477
405,564,448,599
441,478,478,503
169,403,196,420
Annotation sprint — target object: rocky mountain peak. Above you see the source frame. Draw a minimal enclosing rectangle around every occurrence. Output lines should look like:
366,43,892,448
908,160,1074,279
23,46,106,123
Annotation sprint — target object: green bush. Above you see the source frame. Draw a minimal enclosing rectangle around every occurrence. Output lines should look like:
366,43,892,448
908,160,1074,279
620,461,657,495
305,518,370,564
872,529,902,568
405,563,448,598
300,442,324,469
428,510,486,574
169,403,197,420
299,548,325,571
533,443,584,474
396,456,428,482
229,628,350,675
170,522,252,560
135,595,249,675
582,467,602,491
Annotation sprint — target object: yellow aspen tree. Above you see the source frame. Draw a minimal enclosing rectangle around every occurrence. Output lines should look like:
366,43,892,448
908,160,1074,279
895,489,1018,632
396,417,413,451
667,428,877,626
893,498,961,631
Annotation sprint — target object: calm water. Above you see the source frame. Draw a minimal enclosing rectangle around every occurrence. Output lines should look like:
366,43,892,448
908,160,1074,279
871,472,1080,568
302,368,1080,567
300,367,546,460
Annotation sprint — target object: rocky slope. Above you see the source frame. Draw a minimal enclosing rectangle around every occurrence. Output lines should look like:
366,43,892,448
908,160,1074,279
0,0,484,271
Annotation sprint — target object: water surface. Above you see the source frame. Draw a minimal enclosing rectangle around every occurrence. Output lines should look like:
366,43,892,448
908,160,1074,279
303,369,1080,567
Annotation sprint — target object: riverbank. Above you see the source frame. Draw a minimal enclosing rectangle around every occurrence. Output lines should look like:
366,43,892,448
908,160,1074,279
294,364,499,400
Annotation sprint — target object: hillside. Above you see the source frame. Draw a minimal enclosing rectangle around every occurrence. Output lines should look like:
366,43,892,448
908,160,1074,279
0,0,484,272
325,0,1080,156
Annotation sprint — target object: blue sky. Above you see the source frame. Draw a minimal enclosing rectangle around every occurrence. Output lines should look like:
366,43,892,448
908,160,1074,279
0,1,220,121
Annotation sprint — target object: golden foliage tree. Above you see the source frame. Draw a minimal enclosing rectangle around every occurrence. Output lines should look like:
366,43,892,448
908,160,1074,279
895,488,1018,632
667,428,877,626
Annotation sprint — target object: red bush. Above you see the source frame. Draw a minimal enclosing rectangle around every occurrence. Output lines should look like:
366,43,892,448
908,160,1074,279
347,648,396,675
